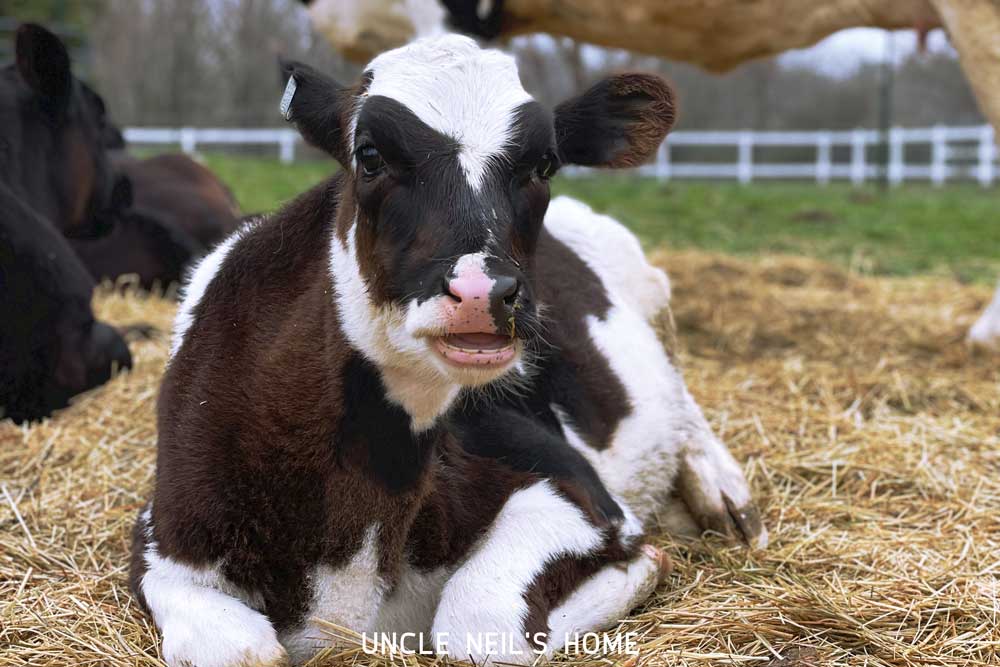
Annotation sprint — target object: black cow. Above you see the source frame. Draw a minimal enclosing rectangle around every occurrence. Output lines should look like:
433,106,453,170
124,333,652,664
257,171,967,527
0,181,131,423
0,23,120,239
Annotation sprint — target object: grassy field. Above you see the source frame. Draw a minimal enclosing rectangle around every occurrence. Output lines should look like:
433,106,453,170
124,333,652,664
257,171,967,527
202,154,1000,284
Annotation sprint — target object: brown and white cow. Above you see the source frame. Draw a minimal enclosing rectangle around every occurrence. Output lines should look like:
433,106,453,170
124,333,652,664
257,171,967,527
130,36,760,667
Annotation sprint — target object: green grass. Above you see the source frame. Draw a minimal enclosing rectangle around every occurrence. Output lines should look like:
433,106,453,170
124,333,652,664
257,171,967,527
200,155,336,214
199,154,1000,284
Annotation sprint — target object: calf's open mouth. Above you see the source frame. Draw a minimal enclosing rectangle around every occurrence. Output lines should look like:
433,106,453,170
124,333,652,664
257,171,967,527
434,333,516,367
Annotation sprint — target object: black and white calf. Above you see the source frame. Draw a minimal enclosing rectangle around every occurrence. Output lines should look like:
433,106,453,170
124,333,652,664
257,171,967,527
130,36,759,667
509,196,767,545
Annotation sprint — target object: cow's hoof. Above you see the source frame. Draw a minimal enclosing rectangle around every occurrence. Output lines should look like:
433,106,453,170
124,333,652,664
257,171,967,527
641,544,673,583
663,448,769,550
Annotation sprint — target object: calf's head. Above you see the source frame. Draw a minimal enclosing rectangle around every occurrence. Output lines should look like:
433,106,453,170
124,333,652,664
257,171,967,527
0,24,118,238
283,35,674,388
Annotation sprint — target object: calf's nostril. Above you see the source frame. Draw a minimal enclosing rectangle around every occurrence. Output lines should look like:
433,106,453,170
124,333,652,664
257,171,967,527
493,276,519,307
443,277,461,303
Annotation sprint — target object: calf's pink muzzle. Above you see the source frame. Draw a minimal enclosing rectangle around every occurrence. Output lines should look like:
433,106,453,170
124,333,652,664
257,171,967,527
434,255,518,368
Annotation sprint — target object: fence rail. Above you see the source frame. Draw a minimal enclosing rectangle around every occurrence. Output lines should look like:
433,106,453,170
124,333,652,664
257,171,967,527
123,124,999,186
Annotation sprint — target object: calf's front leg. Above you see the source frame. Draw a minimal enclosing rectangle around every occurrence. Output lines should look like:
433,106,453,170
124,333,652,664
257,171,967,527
431,480,667,665
131,508,289,667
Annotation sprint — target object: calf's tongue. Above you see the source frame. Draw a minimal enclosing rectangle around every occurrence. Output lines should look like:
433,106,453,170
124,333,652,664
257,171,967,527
444,332,511,350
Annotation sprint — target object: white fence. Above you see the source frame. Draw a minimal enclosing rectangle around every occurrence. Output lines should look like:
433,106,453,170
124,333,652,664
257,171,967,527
123,124,999,186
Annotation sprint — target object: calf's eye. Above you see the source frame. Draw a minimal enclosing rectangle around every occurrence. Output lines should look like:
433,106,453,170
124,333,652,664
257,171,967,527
535,152,559,180
356,145,385,177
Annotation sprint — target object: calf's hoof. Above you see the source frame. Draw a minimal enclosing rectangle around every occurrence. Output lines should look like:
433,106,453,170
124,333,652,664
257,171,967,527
641,544,673,583
665,449,768,550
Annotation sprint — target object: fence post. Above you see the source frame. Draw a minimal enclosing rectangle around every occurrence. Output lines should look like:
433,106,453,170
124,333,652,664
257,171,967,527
180,127,197,155
816,132,832,185
978,125,995,187
930,125,946,186
850,129,866,186
655,140,670,182
888,127,904,186
279,131,296,164
738,131,753,184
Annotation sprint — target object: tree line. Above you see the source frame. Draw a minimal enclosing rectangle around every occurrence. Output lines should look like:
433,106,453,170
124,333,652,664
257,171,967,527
5,0,986,131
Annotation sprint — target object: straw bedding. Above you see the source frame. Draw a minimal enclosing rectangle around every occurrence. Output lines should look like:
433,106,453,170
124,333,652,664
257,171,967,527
2,250,998,667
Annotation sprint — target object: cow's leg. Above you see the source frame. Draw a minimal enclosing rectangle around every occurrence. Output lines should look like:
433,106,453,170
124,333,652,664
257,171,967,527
431,480,663,665
969,281,1000,349
663,394,768,549
131,508,289,667
543,545,668,655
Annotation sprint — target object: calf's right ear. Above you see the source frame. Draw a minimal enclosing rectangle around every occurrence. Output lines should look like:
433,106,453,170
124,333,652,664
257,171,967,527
280,59,352,166
16,23,73,111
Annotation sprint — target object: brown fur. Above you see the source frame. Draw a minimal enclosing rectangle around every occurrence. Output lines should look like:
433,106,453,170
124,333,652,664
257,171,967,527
112,153,240,248
607,73,677,168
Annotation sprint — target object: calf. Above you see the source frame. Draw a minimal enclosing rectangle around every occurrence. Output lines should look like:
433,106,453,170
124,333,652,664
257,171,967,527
0,23,119,239
0,181,132,423
69,184,206,291
506,196,767,546
131,36,679,666
112,153,241,248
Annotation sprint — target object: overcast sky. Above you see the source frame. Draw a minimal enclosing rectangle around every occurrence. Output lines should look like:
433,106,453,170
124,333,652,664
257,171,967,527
780,27,956,76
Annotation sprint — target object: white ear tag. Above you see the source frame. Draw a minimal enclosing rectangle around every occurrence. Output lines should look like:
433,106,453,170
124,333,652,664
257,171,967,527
279,76,297,121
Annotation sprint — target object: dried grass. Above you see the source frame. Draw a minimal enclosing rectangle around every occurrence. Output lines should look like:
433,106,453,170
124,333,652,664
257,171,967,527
2,251,999,667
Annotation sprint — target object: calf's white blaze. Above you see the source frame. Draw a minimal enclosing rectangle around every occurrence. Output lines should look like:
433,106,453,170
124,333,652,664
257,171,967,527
357,35,532,190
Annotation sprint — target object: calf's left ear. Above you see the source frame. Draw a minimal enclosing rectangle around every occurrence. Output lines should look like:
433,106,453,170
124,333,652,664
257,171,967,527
554,73,676,168
279,59,352,166
15,23,73,110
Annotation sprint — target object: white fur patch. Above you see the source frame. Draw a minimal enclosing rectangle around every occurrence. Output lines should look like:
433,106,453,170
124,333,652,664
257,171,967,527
281,524,386,663
138,510,287,667
328,216,460,430
544,197,761,542
969,281,1000,349
170,218,264,359
545,549,661,657
357,35,532,190
432,480,604,664
374,564,454,646
169,233,240,358
546,197,671,319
